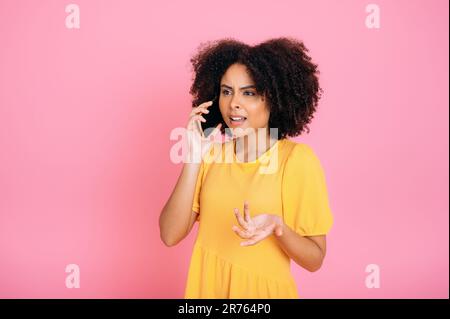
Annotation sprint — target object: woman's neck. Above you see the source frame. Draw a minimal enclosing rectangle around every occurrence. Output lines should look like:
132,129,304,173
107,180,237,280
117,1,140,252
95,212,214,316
234,131,278,163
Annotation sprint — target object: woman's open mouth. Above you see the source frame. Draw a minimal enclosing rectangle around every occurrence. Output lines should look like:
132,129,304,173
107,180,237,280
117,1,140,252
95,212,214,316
229,116,247,126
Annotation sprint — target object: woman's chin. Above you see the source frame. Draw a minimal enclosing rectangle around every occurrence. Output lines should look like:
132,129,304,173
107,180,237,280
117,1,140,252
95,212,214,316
224,124,259,139
230,128,251,139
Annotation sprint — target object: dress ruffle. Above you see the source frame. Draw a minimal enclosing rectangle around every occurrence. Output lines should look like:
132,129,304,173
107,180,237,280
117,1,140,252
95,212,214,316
185,244,299,299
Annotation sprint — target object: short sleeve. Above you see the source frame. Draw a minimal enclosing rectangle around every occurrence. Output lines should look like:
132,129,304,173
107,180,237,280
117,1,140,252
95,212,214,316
281,143,334,236
192,160,204,219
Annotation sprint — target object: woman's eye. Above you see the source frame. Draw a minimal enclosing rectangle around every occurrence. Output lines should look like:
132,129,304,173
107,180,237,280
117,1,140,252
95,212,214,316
221,90,256,96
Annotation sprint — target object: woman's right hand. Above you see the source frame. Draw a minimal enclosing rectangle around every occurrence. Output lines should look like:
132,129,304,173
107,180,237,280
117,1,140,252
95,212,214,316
186,100,223,163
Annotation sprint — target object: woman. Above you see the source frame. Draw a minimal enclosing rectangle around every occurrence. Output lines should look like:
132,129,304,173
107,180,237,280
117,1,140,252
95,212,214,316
159,37,334,298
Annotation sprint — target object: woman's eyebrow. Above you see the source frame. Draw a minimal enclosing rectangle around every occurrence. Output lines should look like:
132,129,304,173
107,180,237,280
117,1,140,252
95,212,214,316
221,84,256,90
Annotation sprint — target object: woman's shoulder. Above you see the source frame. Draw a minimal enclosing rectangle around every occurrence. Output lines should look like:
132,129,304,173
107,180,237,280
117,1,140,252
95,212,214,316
281,139,322,167
280,139,330,188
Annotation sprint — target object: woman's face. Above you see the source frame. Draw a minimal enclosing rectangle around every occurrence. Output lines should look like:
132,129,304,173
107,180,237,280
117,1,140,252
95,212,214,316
219,63,270,138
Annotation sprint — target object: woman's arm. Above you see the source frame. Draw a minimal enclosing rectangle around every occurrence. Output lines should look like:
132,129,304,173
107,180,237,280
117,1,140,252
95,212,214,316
232,201,327,272
274,223,326,272
159,100,220,247
159,162,201,247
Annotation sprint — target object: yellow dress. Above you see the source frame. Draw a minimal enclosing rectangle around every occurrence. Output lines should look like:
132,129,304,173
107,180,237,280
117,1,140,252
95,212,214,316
184,138,334,299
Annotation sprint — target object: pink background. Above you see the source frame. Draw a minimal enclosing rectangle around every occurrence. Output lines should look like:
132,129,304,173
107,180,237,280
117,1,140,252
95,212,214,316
0,0,448,298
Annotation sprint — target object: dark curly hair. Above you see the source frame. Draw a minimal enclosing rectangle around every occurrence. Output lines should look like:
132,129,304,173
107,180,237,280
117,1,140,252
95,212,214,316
189,37,323,139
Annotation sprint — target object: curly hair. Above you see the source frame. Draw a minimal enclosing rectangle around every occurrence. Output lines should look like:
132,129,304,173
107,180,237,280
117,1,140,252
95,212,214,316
189,37,323,139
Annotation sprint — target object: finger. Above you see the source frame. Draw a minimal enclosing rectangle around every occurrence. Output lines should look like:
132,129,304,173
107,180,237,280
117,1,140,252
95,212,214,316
243,200,251,223
196,100,214,110
189,101,212,117
190,115,206,123
189,112,207,121
198,108,210,114
274,224,283,237
233,208,248,229
190,107,210,117
240,232,269,247
232,225,252,239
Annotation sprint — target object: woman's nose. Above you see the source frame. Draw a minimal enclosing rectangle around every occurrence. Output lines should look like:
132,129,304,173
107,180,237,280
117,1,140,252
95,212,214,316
230,94,241,109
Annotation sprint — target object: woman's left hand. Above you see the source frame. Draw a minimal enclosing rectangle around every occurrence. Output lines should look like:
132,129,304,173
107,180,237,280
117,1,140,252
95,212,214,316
232,200,284,246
